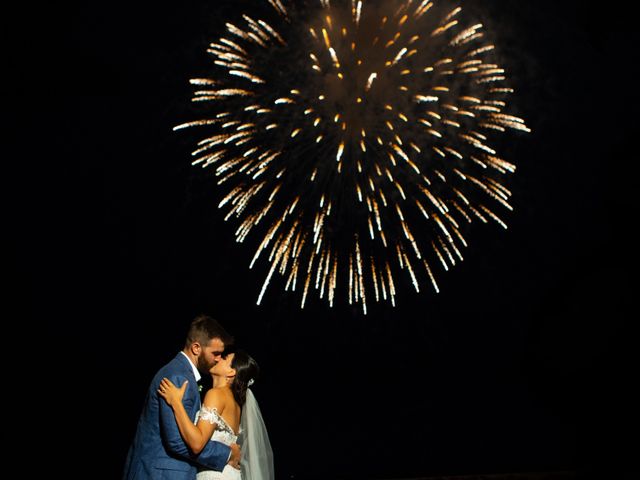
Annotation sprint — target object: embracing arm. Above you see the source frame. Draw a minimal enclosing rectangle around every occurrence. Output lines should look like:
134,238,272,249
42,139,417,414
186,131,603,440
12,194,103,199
158,378,234,470
197,433,237,471
158,378,215,454
157,374,198,458
193,389,237,471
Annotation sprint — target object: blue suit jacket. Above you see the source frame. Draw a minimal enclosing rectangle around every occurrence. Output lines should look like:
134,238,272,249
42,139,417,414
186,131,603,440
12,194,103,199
123,353,231,480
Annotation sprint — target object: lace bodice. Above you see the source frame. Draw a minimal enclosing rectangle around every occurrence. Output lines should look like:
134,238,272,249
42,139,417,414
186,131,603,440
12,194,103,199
195,406,239,446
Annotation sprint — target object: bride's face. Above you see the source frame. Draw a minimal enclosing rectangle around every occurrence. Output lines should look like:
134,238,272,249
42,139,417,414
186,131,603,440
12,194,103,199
210,352,235,377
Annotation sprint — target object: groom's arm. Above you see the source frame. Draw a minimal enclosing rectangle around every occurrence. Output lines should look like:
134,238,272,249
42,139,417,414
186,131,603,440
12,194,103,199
194,438,233,471
158,374,231,470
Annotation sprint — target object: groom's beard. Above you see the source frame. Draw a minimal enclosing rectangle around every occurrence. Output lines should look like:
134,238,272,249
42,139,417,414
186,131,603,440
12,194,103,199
196,353,215,373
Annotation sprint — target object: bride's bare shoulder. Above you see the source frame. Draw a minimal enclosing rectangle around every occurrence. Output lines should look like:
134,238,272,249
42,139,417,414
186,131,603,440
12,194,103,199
202,387,226,410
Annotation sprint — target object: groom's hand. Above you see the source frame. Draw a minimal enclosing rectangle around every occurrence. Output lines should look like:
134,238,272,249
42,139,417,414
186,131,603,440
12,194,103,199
227,443,241,470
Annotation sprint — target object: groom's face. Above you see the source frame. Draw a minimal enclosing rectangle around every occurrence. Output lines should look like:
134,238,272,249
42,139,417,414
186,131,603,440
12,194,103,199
197,337,225,372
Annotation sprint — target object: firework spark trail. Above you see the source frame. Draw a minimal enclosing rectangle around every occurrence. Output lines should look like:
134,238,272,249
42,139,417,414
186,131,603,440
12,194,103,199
175,0,530,313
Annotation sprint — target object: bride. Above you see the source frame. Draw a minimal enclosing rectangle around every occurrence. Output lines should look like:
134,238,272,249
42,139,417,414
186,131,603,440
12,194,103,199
158,349,274,480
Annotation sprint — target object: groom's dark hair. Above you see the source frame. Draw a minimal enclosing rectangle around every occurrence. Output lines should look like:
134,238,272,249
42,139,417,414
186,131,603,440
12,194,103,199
185,314,234,348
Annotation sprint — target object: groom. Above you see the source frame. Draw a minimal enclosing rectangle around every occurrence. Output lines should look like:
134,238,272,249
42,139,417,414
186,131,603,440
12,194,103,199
123,314,241,479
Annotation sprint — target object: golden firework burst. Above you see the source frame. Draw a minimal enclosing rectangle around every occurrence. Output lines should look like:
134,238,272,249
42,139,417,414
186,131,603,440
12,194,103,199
175,0,530,313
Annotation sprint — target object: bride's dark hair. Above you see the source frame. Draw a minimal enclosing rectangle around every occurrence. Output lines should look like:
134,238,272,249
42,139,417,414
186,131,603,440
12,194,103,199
227,348,260,407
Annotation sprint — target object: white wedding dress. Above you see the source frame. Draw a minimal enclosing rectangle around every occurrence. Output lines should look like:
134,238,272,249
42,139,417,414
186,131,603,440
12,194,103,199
195,406,242,480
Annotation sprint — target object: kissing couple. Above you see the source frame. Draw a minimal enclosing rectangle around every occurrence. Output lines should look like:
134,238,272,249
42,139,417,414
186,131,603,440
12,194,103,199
123,314,274,480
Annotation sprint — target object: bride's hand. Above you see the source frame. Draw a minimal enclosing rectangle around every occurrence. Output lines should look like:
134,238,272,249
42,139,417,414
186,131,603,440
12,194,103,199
157,377,188,407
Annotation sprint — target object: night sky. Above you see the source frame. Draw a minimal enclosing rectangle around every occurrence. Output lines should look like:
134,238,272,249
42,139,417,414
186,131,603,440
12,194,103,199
14,1,636,479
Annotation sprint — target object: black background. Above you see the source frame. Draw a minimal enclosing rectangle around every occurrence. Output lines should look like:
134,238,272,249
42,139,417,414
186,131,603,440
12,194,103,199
12,1,636,478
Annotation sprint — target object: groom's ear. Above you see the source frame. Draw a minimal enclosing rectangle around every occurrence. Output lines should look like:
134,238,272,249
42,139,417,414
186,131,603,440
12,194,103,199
190,342,201,355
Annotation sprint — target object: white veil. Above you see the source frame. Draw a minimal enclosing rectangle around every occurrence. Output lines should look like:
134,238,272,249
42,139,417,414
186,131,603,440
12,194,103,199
239,388,274,480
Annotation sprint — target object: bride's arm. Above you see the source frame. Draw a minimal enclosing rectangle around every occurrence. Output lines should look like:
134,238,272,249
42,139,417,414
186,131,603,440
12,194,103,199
158,377,216,454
